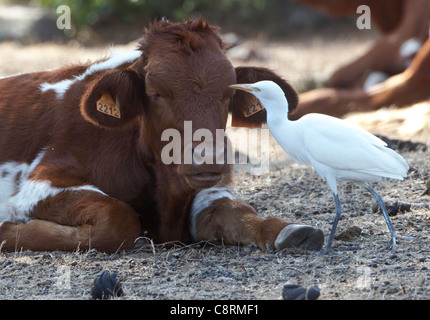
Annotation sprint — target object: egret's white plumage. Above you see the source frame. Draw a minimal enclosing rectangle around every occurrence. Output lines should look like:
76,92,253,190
229,80,414,254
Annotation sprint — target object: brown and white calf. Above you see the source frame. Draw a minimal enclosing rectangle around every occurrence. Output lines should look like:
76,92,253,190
0,19,323,253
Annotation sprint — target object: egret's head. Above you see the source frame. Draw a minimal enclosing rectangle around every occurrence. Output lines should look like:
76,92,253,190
229,80,289,113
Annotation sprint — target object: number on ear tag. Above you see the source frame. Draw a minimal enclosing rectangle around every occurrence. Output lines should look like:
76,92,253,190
242,96,265,117
97,92,121,119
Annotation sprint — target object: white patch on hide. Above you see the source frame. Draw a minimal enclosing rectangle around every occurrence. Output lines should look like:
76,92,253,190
0,149,106,226
190,187,235,241
39,49,142,99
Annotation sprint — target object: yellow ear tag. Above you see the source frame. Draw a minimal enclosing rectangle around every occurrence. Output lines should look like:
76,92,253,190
243,96,265,117
97,92,121,119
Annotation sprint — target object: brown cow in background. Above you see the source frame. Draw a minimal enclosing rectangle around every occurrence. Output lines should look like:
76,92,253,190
291,0,430,119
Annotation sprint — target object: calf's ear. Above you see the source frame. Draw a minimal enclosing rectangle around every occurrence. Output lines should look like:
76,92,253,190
80,70,148,129
230,67,298,127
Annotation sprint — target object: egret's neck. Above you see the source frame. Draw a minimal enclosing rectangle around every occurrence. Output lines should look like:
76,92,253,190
266,111,289,132
265,101,303,163
264,97,290,128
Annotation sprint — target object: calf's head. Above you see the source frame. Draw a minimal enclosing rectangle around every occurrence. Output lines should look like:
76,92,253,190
80,19,298,189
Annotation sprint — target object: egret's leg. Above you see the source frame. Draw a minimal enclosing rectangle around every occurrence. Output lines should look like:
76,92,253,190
364,184,415,253
317,192,342,255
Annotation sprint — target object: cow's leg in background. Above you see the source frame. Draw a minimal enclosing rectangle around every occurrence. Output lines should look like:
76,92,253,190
0,190,140,252
297,0,430,89
292,37,430,119
190,187,324,251
366,36,430,108
326,0,430,88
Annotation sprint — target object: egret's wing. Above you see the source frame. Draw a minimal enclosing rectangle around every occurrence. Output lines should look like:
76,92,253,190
299,114,408,179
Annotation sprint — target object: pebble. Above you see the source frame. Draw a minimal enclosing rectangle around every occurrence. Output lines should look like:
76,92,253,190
334,226,362,241
282,284,320,300
91,270,124,300
372,201,411,217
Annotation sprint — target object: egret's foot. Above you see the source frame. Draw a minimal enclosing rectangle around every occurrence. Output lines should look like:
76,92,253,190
275,224,324,252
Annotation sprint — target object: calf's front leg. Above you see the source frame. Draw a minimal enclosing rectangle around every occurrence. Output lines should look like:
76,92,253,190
190,188,324,251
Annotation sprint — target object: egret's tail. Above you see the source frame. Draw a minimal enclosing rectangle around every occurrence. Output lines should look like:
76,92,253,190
375,146,409,180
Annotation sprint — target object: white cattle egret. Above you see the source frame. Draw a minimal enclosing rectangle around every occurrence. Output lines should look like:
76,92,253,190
229,81,415,254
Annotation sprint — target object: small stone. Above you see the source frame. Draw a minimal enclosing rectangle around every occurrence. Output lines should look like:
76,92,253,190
372,201,411,217
91,270,124,300
334,226,362,241
282,284,320,300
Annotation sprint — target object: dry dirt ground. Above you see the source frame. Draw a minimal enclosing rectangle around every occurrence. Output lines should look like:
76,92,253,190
0,33,429,301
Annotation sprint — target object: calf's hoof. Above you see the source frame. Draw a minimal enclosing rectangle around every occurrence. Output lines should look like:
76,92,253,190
275,224,324,251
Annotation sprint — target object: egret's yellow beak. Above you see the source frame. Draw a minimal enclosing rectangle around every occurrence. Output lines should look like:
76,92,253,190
229,84,261,93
